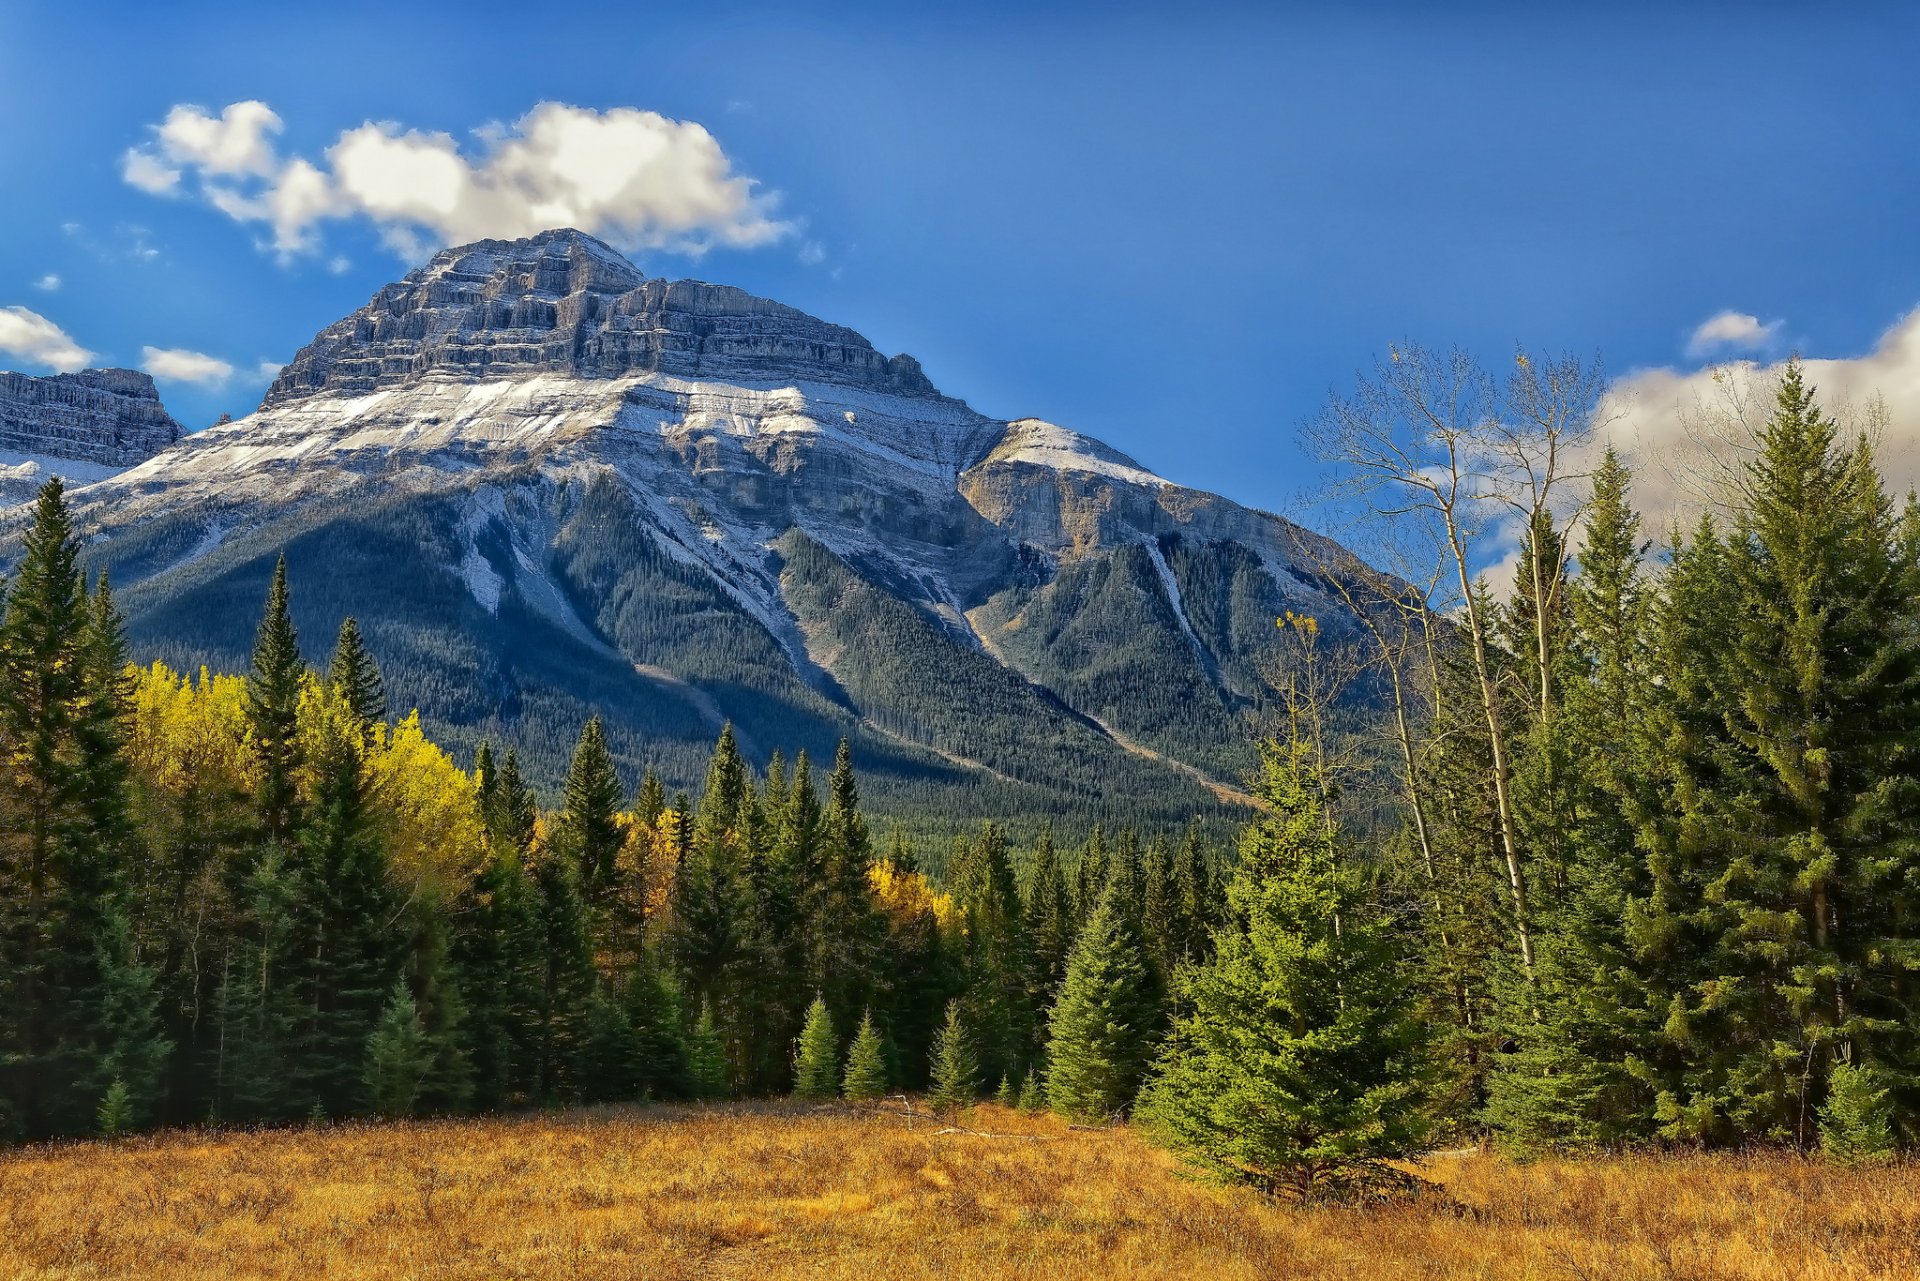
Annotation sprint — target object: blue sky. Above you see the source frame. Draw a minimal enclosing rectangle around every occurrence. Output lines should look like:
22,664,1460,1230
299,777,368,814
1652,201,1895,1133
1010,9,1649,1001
3,1,1919,519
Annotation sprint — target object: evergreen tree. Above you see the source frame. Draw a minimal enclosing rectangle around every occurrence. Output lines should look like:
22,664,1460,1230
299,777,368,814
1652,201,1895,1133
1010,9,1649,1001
843,1009,889,1101
623,955,690,1099
558,717,625,900
1073,825,1109,923
1486,446,1662,1150
793,994,839,1100
1139,741,1430,1199
0,479,166,1137
453,758,544,1111
285,693,402,1116
1171,827,1217,964
575,985,642,1104
809,740,882,1030
529,835,596,1104
1820,1062,1895,1164
364,983,432,1117
688,1001,728,1099
1045,881,1157,1122
1636,364,1920,1145
326,616,386,735
949,822,1033,1086
247,555,304,845
1024,827,1074,1017
669,726,748,1009
1017,1071,1044,1112
927,999,980,1113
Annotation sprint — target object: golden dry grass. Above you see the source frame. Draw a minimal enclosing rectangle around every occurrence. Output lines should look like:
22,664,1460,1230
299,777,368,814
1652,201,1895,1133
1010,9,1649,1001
0,1102,1913,1279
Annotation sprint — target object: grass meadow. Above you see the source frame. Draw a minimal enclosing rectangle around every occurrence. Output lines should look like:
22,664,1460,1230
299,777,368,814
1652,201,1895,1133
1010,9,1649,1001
0,1102,1912,1280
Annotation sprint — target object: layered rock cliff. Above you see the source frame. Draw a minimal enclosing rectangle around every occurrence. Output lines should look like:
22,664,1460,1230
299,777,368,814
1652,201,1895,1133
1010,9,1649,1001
0,368,183,466
265,228,937,405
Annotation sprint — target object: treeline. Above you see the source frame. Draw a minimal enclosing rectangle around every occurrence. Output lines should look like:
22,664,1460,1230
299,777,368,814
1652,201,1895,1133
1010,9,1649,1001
0,476,1225,1139
1284,355,1920,1159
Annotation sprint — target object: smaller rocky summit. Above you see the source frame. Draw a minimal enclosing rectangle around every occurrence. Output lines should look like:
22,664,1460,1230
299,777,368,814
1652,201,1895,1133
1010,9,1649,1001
265,228,938,406
0,368,184,467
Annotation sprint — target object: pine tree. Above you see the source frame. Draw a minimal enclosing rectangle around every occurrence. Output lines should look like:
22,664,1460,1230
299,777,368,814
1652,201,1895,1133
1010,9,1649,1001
0,479,165,1137
793,994,839,1100
1820,1062,1895,1164
1045,881,1157,1122
1486,446,1662,1150
453,758,544,1111
247,555,304,845
688,1001,728,1099
529,834,596,1105
927,999,980,1113
623,956,690,1099
1017,1071,1043,1112
1074,825,1109,923
1171,827,1217,964
949,822,1033,1086
326,616,385,735
1636,363,1920,1145
285,692,402,1116
843,1009,889,1101
1024,827,1074,1017
670,726,748,1009
558,718,625,899
575,985,642,1104
364,983,432,1117
810,740,881,1029
1139,741,1430,1199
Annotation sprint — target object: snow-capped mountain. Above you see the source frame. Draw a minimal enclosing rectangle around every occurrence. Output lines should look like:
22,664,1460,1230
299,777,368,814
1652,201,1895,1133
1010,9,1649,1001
37,229,1376,827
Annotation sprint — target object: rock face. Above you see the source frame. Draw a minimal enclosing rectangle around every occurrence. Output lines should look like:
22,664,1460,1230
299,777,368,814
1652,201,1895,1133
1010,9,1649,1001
44,229,1385,828
266,228,937,405
0,368,183,466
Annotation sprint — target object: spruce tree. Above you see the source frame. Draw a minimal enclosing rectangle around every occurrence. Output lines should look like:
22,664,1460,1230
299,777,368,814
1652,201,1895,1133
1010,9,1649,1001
529,835,596,1104
1017,1071,1044,1112
843,1010,889,1100
1171,827,1217,964
247,555,304,845
285,694,402,1116
688,1001,729,1099
927,999,980,1113
1024,827,1073,1017
1045,881,1157,1122
1139,741,1430,1199
327,616,386,734
949,822,1033,1087
793,994,839,1100
575,985,642,1104
364,983,432,1117
558,717,625,898
623,955,690,1099
0,479,165,1136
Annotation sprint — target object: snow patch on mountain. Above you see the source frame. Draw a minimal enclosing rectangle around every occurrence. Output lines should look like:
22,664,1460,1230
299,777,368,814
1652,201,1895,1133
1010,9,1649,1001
986,418,1169,488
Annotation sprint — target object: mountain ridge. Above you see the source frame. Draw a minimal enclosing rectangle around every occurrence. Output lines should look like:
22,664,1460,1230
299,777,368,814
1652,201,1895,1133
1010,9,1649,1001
10,228,1379,834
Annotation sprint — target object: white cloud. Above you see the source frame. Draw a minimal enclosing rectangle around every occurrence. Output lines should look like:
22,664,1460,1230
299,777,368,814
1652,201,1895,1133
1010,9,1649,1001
140,346,234,386
1595,307,1920,535
1685,310,1781,359
124,100,793,261
121,149,181,195
0,307,95,373
797,240,826,266
32,274,60,292
252,359,285,383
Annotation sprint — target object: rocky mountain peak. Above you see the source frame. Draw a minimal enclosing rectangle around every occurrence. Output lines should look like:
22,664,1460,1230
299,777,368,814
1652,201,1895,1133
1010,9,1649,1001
0,367,183,467
264,228,940,407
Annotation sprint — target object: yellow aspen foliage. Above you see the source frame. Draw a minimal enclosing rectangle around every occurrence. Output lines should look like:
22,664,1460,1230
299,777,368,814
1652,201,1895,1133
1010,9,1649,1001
128,662,257,795
366,711,487,891
869,859,955,931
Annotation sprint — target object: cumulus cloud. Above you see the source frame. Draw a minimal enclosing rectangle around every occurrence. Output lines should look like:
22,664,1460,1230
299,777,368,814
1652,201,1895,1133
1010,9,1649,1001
1685,310,1782,359
140,346,235,386
1593,308,1920,536
32,274,59,292
123,100,793,261
0,307,94,373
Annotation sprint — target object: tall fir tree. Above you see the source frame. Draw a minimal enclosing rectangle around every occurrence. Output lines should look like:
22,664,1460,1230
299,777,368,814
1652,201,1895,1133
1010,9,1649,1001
326,616,386,736
793,993,839,1099
246,555,304,846
1140,741,1430,1198
1046,879,1158,1122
